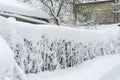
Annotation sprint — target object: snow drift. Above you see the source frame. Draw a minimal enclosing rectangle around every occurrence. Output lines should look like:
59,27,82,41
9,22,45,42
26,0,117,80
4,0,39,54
0,34,26,80
13,21,114,43
0,35,14,80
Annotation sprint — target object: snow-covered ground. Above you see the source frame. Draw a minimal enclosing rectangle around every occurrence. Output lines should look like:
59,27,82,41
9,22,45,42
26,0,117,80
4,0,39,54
0,35,14,79
100,62,120,80
0,35,27,80
27,54,120,80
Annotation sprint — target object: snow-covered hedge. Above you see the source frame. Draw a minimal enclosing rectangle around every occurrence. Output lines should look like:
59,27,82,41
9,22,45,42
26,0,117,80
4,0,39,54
0,16,119,74
13,36,116,73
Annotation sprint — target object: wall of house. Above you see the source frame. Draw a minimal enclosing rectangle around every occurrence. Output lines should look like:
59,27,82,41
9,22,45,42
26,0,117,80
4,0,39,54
75,1,116,24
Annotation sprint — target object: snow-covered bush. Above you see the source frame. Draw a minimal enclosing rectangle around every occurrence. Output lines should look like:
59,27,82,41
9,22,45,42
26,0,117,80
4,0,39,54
0,16,119,74
12,35,116,73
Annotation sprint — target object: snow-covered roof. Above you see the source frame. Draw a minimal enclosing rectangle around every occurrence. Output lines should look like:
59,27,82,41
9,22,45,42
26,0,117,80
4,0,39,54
0,0,50,23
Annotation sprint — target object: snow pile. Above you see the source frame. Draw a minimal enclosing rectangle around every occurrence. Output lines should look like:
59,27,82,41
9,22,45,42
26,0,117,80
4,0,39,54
0,35,14,80
0,35,26,80
0,16,27,80
0,16,119,73
13,21,114,43
0,16,23,50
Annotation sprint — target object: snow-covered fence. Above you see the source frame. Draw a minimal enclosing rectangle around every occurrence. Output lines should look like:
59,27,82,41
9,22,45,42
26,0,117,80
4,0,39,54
0,16,119,73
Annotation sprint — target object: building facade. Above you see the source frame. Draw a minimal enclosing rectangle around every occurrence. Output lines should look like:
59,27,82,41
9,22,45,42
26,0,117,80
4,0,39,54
74,0,120,25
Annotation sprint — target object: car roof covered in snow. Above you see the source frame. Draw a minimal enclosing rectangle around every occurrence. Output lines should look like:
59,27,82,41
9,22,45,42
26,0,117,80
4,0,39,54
0,0,50,19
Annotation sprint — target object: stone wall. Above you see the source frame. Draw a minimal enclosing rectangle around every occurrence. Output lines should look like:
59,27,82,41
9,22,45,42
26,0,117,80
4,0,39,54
75,1,115,24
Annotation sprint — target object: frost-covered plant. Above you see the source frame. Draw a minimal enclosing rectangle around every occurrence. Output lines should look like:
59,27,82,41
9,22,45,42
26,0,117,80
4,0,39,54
12,35,116,73
0,23,117,73
0,17,118,73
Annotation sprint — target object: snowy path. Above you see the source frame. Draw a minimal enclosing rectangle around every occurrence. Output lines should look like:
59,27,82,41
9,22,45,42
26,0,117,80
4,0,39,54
27,54,120,80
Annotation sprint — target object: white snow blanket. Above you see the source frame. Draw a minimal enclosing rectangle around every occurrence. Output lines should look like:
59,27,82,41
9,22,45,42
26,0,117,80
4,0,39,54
0,16,119,43
0,35,14,80
0,35,26,80
9,19,119,43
